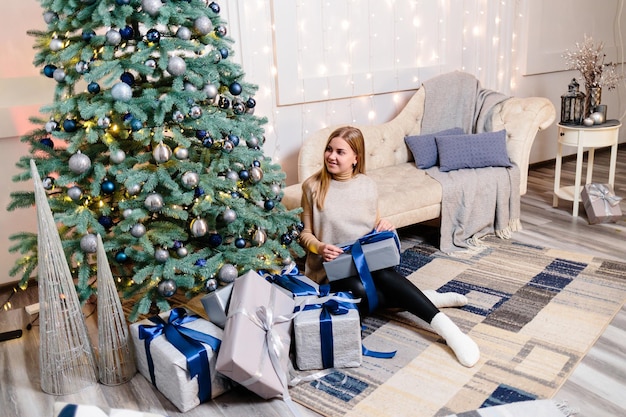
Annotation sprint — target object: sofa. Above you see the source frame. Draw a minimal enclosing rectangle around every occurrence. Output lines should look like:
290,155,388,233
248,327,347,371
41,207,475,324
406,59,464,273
281,77,556,230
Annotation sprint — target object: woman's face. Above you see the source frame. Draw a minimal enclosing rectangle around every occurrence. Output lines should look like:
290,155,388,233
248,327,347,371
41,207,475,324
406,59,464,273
324,136,358,176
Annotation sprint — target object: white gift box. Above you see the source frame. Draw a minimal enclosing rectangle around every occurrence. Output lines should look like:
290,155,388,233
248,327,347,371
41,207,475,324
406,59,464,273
129,309,232,412
294,295,362,370
323,232,400,281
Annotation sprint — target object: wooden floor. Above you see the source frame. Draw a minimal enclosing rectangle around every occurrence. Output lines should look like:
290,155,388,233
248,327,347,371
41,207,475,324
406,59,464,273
1,146,625,417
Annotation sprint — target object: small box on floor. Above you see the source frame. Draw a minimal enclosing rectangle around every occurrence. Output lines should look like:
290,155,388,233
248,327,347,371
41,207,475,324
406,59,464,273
215,270,295,399
294,293,362,371
581,183,623,224
129,308,232,412
323,231,400,281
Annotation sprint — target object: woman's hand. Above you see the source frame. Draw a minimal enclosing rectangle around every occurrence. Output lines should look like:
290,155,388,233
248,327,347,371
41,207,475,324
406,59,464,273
319,243,344,262
375,218,395,232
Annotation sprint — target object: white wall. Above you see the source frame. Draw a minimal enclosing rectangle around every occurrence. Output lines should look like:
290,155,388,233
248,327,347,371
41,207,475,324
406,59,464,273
1,0,625,286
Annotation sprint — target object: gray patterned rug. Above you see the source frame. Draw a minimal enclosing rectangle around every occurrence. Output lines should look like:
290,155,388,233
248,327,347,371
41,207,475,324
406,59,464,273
288,236,626,417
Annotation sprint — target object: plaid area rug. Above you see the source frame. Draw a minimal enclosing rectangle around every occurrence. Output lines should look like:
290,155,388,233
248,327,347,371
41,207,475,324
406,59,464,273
288,236,626,417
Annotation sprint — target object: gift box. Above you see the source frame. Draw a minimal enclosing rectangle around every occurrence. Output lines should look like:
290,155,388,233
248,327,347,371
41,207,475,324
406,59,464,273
215,270,295,399
129,308,232,412
294,293,362,370
200,283,233,328
581,183,623,224
262,264,330,303
323,230,400,281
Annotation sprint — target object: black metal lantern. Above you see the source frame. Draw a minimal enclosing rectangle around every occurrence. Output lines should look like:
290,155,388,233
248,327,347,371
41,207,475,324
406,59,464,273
560,78,585,125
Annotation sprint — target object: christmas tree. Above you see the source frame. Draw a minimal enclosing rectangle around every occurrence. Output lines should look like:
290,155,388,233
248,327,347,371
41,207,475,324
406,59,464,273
8,0,304,321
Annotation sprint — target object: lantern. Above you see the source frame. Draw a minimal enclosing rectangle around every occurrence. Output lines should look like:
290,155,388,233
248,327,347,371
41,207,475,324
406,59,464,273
560,78,585,125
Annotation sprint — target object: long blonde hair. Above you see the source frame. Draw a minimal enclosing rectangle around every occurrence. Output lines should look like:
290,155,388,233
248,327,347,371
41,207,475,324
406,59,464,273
304,126,366,210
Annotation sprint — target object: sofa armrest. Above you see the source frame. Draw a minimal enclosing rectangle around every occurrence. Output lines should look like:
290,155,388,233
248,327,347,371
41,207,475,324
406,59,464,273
491,97,556,195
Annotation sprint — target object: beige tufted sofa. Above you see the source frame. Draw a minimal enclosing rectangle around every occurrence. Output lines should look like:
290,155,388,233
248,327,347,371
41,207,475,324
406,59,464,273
281,86,556,229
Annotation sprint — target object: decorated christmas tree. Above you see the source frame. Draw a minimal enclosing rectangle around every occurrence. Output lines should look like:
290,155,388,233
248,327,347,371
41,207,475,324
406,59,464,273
8,0,304,320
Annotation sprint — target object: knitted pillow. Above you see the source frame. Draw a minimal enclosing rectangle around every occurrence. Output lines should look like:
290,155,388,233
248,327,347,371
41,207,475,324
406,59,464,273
404,127,464,169
435,129,512,172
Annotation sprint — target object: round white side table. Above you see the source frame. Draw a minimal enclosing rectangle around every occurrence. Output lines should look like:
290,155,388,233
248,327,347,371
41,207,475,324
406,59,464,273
553,119,621,217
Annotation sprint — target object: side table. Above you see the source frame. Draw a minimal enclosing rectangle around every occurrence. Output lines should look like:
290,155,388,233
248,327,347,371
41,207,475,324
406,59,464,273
553,120,621,217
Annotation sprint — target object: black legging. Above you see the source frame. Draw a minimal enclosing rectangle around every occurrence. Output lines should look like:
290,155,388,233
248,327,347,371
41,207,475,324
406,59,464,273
329,267,439,323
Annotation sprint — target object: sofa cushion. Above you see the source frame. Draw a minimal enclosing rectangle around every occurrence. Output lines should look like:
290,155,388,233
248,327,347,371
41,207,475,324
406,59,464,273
435,129,512,172
404,127,464,169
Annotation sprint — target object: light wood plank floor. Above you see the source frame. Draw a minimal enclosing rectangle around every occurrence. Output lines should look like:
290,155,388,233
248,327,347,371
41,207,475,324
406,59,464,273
1,146,624,417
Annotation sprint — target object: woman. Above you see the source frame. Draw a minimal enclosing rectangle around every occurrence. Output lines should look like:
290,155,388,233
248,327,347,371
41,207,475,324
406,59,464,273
298,126,480,367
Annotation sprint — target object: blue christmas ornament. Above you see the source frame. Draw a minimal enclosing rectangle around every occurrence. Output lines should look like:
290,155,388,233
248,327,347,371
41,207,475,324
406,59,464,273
231,191,241,199
208,233,223,247
40,138,54,148
115,251,128,263
63,119,78,132
202,136,214,148
130,118,143,131
120,72,135,86
98,215,113,229
194,187,205,197
123,113,134,123
172,240,183,250
87,82,100,94
227,134,240,146
215,25,227,38
209,2,220,13
281,234,292,245
195,259,207,267
229,82,242,96
196,130,207,139
246,97,256,108
119,25,134,40
101,180,115,194
146,28,161,43
264,199,275,211
238,169,249,181
218,96,230,109
235,237,246,248
43,64,57,78
82,29,95,42
219,47,229,59
253,160,261,167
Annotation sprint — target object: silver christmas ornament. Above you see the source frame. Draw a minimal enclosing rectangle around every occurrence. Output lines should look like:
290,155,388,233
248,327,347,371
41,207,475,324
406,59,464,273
110,149,126,164
282,256,293,266
42,177,55,190
130,223,146,238
176,246,188,257
181,171,200,189
194,15,213,35
122,208,134,218
205,278,218,292
154,248,170,263
252,228,267,246
111,82,132,101
49,38,64,51
190,218,208,237
250,167,263,183
174,146,189,160
53,68,66,83
80,234,98,253
172,110,185,122
583,117,594,126
167,56,187,76
184,82,197,92
43,11,58,24
127,183,141,196
45,120,58,133
97,116,111,128
105,29,122,46
222,208,236,223
222,140,234,153
69,152,92,174
189,105,202,119
153,142,172,163
142,0,163,17
203,83,218,99
225,170,239,181
145,59,157,69
590,111,605,124
157,279,177,297
67,186,83,201
247,135,259,148
218,263,238,284
144,193,164,212
176,26,192,40
270,183,281,196
75,60,89,74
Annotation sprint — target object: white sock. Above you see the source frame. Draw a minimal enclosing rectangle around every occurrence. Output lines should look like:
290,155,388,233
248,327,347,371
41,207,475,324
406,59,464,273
429,312,480,367
423,290,468,308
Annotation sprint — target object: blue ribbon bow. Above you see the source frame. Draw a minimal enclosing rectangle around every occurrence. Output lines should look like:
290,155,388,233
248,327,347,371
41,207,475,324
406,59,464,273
340,230,400,313
138,307,221,404
265,265,331,297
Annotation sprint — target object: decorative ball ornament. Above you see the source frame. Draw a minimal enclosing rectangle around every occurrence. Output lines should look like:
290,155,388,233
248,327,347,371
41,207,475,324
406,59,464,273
82,29,95,42
42,177,55,190
235,237,246,248
111,82,133,101
181,171,200,189
43,11,58,24
229,82,242,96
69,152,92,174
130,223,146,238
98,215,113,229
122,208,134,218
222,140,234,153
157,279,177,297
101,180,116,194
205,278,218,293
222,208,237,223
190,218,208,237
218,96,230,109
127,183,141,196
194,15,213,35
130,118,143,131
246,97,257,108
227,134,240,146
252,228,267,246
87,82,100,94
63,119,78,132
40,137,54,148
232,100,245,115
53,68,66,83
189,105,202,119
174,146,189,160
172,110,185,122
45,119,59,132
247,135,259,148
176,26,192,40
142,0,163,17
145,59,157,70
590,111,605,124
264,199,275,211
250,167,263,183
75,60,89,74
97,116,111,128
80,234,98,253
203,83,218,99
119,25,134,40
105,29,122,46
115,251,128,263
583,117,594,126
209,2,220,13
106,150,125,166
67,186,83,201
154,248,170,263
153,142,172,163
146,28,161,43
218,264,238,284
208,233,222,247
176,246,188,257
167,56,187,76
215,25,227,37
49,38,64,51
145,193,164,212
120,72,135,86
270,183,281,196
43,64,57,78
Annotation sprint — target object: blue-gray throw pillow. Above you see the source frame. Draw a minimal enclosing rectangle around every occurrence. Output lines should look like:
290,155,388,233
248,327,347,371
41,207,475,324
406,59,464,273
435,129,512,172
405,127,464,169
